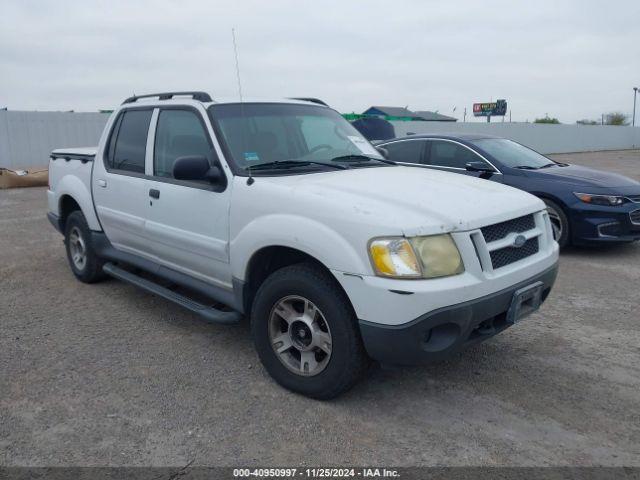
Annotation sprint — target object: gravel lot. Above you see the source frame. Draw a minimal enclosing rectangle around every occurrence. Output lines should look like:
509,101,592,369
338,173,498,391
1,150,639,467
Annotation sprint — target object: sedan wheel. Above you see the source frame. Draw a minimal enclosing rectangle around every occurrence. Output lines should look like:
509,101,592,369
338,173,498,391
546,206,563,241
542,199,570,248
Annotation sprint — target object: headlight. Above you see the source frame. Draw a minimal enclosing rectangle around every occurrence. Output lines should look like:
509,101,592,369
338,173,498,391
573,192,624,206
368,234,464,279
410,235,465,278
369,238,421,278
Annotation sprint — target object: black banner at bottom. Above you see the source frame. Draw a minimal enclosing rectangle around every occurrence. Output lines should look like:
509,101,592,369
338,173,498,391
0,467,639,480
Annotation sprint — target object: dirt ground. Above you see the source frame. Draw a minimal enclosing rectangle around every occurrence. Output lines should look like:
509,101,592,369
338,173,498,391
1,150,639,467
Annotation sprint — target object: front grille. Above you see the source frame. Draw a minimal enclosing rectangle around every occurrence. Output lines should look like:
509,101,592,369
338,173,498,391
490,237,539,269
481,214,535,243
630,209,640,225
626,195,640,203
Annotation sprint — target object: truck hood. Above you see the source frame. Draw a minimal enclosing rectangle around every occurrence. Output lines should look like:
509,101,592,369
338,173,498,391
260,166,544,236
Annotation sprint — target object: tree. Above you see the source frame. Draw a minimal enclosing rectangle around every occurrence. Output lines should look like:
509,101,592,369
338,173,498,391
576,119,598,125
604,112,629,126
534,115,560,124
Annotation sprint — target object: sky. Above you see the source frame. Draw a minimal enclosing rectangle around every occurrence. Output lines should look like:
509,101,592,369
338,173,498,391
1,0,639,124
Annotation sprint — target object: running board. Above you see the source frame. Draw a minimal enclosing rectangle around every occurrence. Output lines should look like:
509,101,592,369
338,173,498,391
102,263,242,325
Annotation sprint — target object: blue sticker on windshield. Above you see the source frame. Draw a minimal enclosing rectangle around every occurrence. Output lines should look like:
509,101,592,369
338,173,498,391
244,152,260,162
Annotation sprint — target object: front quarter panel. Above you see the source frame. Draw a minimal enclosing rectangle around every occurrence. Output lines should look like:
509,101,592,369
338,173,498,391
230,212,369,281
228,178,371,281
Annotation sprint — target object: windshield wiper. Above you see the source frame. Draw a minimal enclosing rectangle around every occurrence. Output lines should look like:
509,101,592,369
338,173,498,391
515,163,557,170
330,154,396,165
244,160,347,172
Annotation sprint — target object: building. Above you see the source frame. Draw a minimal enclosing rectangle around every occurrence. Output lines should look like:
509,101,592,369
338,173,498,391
412,110,457,122
362,106,457,122
362,106,424,121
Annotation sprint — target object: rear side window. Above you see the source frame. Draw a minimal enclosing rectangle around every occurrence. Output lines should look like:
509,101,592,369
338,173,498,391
154,109,212,178
383,140,425,163
427,140,482,169
107,109,152,173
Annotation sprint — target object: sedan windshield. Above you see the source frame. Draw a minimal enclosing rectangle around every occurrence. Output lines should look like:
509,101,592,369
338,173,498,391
471,138,556,169
208,103,384,172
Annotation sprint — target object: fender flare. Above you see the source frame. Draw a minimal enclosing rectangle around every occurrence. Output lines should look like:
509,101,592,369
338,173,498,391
231,213,369,281
56,174,101,231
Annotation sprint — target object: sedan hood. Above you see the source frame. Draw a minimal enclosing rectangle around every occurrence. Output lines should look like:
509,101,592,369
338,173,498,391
259,166,544,236
528,164,640,189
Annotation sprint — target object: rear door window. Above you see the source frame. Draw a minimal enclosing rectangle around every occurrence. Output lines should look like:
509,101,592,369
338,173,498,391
109,109,153,173
383,140,425,164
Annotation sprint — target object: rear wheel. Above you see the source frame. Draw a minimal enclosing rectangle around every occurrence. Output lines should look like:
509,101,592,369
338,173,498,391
64,210,105,283
542,198,570,248
251,263,368,399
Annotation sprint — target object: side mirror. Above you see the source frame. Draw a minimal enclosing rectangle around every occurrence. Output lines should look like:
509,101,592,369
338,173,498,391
173,155,222,183
465,161,495,173
375,146,389,159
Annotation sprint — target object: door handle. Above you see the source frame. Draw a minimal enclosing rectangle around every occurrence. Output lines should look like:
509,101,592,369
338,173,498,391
97,179,107,188
149,189,160,199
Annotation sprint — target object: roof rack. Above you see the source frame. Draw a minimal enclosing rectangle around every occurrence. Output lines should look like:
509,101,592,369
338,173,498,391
289,97,329,106
122,91,213,105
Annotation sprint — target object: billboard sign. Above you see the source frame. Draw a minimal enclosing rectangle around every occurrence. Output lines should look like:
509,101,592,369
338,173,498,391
473,99,507,117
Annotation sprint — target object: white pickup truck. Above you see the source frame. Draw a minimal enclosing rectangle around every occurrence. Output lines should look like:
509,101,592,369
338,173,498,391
47,92,559,398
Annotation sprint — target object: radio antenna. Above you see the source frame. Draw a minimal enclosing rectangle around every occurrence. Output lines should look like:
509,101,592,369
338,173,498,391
231,28,253,185
231,28,244,103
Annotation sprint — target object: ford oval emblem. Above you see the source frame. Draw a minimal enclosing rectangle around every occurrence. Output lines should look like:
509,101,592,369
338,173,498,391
513,234,527,248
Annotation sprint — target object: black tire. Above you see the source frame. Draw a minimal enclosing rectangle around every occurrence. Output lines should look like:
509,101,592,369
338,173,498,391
542,198,570,248
64,210,106,283
251,262,369,399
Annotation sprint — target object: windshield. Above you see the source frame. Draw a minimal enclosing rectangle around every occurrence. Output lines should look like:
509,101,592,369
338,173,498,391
208,103,383,172
471,138,555,169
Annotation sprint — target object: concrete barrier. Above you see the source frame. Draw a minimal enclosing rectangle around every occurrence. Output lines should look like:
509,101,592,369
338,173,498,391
390,121,640,154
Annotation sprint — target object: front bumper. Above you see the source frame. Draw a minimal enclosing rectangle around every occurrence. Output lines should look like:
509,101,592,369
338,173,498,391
358,263,558,366
570,202,640,245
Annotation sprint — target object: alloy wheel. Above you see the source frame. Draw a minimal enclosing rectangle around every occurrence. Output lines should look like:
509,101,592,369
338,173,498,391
546,205,563,241
268,295,332,377
68,226,87,270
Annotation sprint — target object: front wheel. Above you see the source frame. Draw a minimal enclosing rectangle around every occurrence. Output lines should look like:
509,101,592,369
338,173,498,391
542,198,570,248
251,263,368,399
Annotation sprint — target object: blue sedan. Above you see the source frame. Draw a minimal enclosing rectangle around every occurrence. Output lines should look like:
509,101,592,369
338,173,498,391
378,134,640,247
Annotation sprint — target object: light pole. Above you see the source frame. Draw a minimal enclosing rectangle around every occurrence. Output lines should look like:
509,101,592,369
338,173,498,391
634,87,639,127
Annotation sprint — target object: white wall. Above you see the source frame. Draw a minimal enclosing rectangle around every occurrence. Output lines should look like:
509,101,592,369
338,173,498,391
0,110,109,169
1,111,639,168
390,121,640,154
